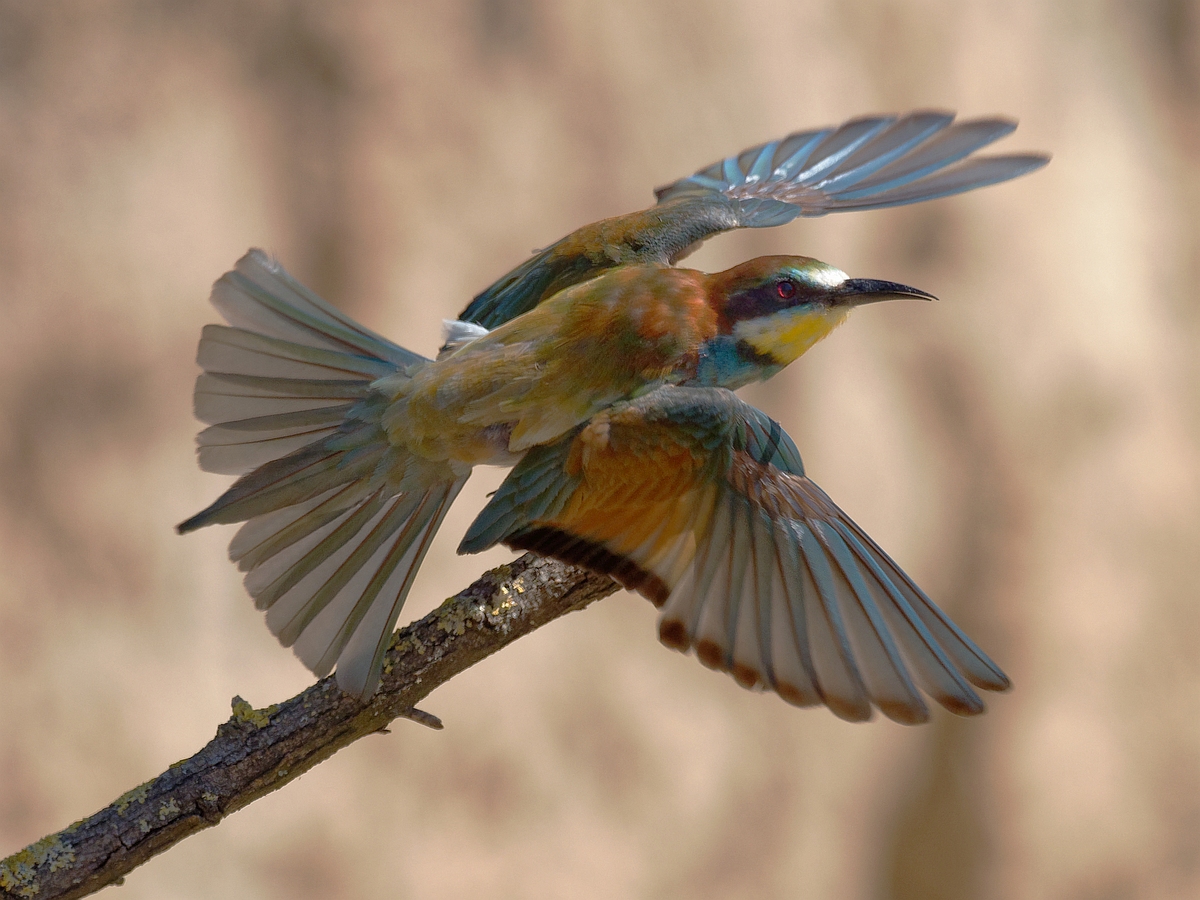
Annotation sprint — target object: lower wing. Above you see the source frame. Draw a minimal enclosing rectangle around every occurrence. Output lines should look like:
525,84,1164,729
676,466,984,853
460,385,1009,724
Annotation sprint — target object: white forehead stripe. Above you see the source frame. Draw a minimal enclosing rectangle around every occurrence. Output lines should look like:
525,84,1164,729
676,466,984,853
806,264,849,288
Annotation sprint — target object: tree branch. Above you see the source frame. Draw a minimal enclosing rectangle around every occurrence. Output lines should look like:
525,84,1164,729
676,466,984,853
1,556,619,900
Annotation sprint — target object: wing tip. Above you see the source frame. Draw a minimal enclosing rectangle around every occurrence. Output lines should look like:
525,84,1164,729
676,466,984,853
826,695,875,723
878,698,932,726
937,691,988,717
775,680,822,708
659,617,690,651
177,507,216,534
731,663,764,690
992,151,1051,176
658,605,998,723
694,638,725,671
967,668,1013,694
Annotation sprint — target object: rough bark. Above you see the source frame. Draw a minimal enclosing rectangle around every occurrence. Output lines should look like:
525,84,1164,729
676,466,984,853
0,555,619,900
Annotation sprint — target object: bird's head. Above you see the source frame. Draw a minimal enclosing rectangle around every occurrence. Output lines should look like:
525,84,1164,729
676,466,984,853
709,255,935,370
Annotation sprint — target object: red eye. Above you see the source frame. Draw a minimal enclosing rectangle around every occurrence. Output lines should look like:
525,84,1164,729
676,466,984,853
776,280,796,300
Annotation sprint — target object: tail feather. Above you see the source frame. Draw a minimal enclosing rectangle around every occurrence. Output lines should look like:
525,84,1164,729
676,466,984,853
239,480,465,698
199,401,357,435
249,490,390,613
178,442,382,531
190,249,430,486
230,483,368,571
288,496,427,657
196,324,401,382
181,250,465,700
196,424,347,477
196,402,358,476
306,482,463,695
226,475,465,700
211,248,423,368
195,373,369,423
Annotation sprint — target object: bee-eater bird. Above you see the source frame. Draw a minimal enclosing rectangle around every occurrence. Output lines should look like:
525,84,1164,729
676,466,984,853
179,111,1047,723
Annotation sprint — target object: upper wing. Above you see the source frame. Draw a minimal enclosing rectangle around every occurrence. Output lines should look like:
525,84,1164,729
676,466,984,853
460,386,1010,724
459,111,1048,329
654,110,1048,220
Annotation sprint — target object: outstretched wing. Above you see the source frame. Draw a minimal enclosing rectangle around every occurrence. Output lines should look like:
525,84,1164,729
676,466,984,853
459,111,1048,329
654,110,1047,220
460,386,1010,724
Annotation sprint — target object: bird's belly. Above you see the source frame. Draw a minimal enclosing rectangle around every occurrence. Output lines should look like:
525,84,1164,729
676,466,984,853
391,412,522,468
465,423,524,466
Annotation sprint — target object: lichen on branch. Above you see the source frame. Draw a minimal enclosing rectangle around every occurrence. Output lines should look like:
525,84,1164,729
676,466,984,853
0,555,618,900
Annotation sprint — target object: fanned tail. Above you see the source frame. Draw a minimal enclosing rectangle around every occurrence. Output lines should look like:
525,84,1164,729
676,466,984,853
180,250,466,700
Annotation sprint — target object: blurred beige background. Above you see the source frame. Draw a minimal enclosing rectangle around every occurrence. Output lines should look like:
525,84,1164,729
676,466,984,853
1,2,1197,898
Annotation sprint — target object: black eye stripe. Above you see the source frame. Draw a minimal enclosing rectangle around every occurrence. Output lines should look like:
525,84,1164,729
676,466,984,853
724,278,814,324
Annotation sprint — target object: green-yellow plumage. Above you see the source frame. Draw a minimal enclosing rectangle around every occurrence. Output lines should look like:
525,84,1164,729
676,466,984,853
179,111,1044,715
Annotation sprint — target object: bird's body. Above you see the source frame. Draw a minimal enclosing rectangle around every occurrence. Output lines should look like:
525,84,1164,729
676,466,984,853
390,265,721,464
180,111,1047,721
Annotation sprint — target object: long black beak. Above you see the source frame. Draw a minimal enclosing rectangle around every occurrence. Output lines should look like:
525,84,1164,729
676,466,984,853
835,278,937,306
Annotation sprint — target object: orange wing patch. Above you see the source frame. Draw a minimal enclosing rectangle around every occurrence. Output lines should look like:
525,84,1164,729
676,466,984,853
515,411,721,605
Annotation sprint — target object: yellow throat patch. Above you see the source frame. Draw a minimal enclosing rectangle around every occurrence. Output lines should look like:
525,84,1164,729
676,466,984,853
732,305,850,365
